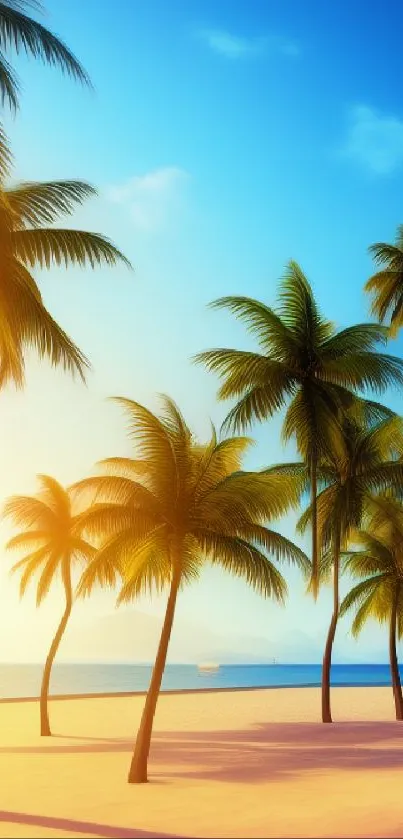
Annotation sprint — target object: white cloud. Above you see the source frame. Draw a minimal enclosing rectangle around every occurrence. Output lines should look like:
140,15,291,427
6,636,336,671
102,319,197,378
341,105,403,175
198,28,299,60
106,166,189,231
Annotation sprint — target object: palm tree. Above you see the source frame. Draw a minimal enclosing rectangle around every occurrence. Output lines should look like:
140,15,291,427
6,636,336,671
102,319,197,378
365,226,403,337
269,408,403,723
0,164,130,386
194,261,403,592
340,505,403,720
0,0,90,112
73,395,310,784
3,474,95,736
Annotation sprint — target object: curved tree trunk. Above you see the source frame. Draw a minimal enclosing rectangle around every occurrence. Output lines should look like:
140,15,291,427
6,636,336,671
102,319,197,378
128,559,182,784
389,590,403,721
40,558,73,736
321,526,340,723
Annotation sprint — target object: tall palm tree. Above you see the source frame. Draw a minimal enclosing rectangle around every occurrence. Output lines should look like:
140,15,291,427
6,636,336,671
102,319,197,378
0,161,130,386
269,408,403,723
365,226,403,337
195,261,403,592
3,475,95,736
73,395,310,784
0,0,90,112
340,507,403,720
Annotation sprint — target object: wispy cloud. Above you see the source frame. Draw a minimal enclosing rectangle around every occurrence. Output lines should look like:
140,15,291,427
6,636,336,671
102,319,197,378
106,167,189,231
197,28,299,60
340,105,403,175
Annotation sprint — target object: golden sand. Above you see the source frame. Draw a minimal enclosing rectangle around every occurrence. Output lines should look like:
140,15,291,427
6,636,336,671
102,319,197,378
0,686,402,838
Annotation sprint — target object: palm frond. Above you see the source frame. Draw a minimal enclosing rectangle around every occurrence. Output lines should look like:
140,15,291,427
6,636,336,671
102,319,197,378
6,180,97,227
71,475,159,512
3,494,53,529
36,474,70,518
199,470,302,531
236,523,310,574
13,228,132,270
221,382,290,434
207,295,297,360
4,262,89,383
10,544,50,598
321,323,388,359
117,529,172,602
76,535,125,598
35,549,61,605
0,0,91,111
98,458,152,479
78,503,158,542
6,529,47,551
323,352,403,393
0,120,12,179
196,528,287,601
340,577,385,636
192,435,254,502
194,347,294,404
110,397,180,503
278,260,333,346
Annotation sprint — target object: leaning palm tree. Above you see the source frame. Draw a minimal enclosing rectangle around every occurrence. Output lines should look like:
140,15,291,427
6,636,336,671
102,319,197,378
269,407,403,723
0,161,130,386
365,226,403,338
195,261,403,592
340,511,403,720
3,475,95,736
73,395,310,784
0,0,90,112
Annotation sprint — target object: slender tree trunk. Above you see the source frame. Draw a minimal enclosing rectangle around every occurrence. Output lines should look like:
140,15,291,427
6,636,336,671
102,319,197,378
321,526,340,723
310,451,318,598
128,558,182,784
40,558,73,736
389,590,403,721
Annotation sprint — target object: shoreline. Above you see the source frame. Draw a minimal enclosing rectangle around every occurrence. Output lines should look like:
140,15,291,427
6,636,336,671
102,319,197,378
0,679,396,705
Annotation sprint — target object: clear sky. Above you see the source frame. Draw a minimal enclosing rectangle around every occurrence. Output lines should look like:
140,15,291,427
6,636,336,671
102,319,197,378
1,0,403,664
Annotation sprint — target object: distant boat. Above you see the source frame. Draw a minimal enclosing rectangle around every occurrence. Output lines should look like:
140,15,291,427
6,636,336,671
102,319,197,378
197,662,220,673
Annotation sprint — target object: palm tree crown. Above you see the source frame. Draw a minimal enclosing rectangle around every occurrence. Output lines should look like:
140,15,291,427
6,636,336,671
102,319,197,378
296,412,403,552
0,166,131,387
75,396,310,602
365,226,403,337
340,523,403,638
4,474,94,603
195,261,403,586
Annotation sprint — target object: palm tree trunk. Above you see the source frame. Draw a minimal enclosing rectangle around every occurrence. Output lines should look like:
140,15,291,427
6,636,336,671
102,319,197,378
389,590,403,720
40,558,72,736
127,559,182,784
321,526,340,723
310,449,318,598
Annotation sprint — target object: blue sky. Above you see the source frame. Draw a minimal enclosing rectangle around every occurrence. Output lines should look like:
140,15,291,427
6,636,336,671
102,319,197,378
1,0,403,664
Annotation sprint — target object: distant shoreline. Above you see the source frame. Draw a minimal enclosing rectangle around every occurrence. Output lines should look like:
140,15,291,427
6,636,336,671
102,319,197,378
0,681,393,705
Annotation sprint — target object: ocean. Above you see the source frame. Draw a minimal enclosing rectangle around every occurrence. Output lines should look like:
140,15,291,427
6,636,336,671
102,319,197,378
0,662,400,700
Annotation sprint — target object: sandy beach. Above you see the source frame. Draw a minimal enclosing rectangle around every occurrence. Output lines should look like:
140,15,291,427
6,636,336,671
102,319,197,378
0,686,402,838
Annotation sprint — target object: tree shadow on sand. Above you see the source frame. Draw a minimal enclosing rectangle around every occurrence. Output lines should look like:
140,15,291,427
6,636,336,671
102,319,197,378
0,810,183,838
1,721,403,784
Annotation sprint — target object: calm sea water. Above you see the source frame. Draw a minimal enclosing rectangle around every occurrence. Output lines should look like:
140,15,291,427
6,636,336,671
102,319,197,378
0,663,400,700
